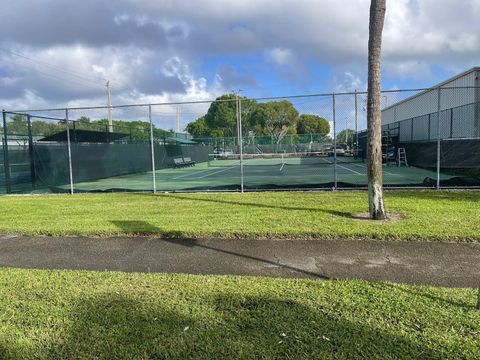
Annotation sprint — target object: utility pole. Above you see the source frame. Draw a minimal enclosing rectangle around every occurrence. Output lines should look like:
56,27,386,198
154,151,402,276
236,99,240,148
105,81,113,133
176,106,181,134
149,105,156,194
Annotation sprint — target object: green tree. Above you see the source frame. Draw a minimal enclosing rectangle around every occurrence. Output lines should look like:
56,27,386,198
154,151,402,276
78,116,90,125
5,114,28,135
248,109,267,137
76,116,91,128
296,114,330,135
204,94,257,138
186,116,210,137
204,94,238,137
3,114,67,137
251,101,298,144
336,129,356,147
239,97,258,134
92,118,168,142
31,121,63,136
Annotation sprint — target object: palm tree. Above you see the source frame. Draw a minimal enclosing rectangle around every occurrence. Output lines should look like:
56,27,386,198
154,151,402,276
367,0,387,220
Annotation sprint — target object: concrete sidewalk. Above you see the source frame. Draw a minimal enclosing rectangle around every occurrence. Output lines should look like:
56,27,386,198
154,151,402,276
0,235,479,288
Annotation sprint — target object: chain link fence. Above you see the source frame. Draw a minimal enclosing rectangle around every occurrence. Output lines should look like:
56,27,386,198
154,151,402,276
1,86,479,194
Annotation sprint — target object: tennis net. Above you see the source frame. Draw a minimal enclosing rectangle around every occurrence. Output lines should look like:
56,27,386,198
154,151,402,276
207,151,363,168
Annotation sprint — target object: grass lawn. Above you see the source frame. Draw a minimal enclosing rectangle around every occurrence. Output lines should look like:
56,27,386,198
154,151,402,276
0,268,479,359
0,190,479,241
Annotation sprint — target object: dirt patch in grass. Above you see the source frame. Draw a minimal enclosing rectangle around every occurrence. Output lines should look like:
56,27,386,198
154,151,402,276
351,211,405,223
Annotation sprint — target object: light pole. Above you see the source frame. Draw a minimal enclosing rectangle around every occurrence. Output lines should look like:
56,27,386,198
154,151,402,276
233,89,244,193
382,95,388,108
105,81,113,133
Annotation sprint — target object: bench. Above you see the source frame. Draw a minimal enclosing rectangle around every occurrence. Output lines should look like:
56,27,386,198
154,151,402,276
183,157,196,166
173,158,186,168
173,157,196,168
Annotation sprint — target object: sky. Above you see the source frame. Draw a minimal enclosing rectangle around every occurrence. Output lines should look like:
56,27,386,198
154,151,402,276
0,0,479,130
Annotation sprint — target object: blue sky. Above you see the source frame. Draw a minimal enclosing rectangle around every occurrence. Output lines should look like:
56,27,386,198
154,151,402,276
0,0,478,130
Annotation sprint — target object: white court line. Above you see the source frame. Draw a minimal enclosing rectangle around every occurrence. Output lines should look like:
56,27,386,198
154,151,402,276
336,163,363,175
320,157,363,175
351,162,394,175
196,166,237,179
351,163,366,168
320,157,333,165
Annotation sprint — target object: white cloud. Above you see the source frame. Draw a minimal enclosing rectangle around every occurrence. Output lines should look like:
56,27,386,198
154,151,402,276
383,61,433,81
266,48,295,67
335,72,365,92
383,0,480,60
0,0,479,115
447,32,479,53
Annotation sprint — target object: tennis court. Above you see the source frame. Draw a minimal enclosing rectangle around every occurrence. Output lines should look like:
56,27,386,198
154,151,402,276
64,154,458,192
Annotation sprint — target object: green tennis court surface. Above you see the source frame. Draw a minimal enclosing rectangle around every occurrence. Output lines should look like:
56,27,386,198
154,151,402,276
61,156,461,192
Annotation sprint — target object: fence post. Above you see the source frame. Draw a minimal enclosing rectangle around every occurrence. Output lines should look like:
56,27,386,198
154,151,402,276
237,96,244,193
149,105,157,194
2,110,11,194
410,118,414,142
65,109,74,194
26,115,36,190
475,70,480,138
355,90,359,148
333,93,337,190
436,87,441,190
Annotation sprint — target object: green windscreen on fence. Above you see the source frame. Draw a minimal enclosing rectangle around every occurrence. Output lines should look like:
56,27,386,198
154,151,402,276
2,86,479,194
3,128,480,193
31,142,214,193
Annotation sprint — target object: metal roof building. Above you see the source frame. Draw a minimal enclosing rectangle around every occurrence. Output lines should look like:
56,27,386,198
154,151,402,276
381,67,480,142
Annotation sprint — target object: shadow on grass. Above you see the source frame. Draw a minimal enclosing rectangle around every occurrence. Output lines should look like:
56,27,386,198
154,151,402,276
151,193,356,219
110,220,329,279
155,194,405,222
110,220,181,236
0,292,436,359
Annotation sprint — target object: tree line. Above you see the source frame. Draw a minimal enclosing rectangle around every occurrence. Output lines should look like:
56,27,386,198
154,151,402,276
3,114,173,141
186,94,332,144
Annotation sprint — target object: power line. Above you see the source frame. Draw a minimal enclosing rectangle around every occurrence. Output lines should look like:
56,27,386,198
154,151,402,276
119,105,206,117
9,86,479,113
0,56,104,92
0,48,109,86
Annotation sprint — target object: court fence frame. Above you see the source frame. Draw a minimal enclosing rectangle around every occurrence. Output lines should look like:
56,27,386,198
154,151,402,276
1,86,479,194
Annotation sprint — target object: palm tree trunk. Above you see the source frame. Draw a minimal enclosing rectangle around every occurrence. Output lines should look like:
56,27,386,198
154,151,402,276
367,0,387,220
